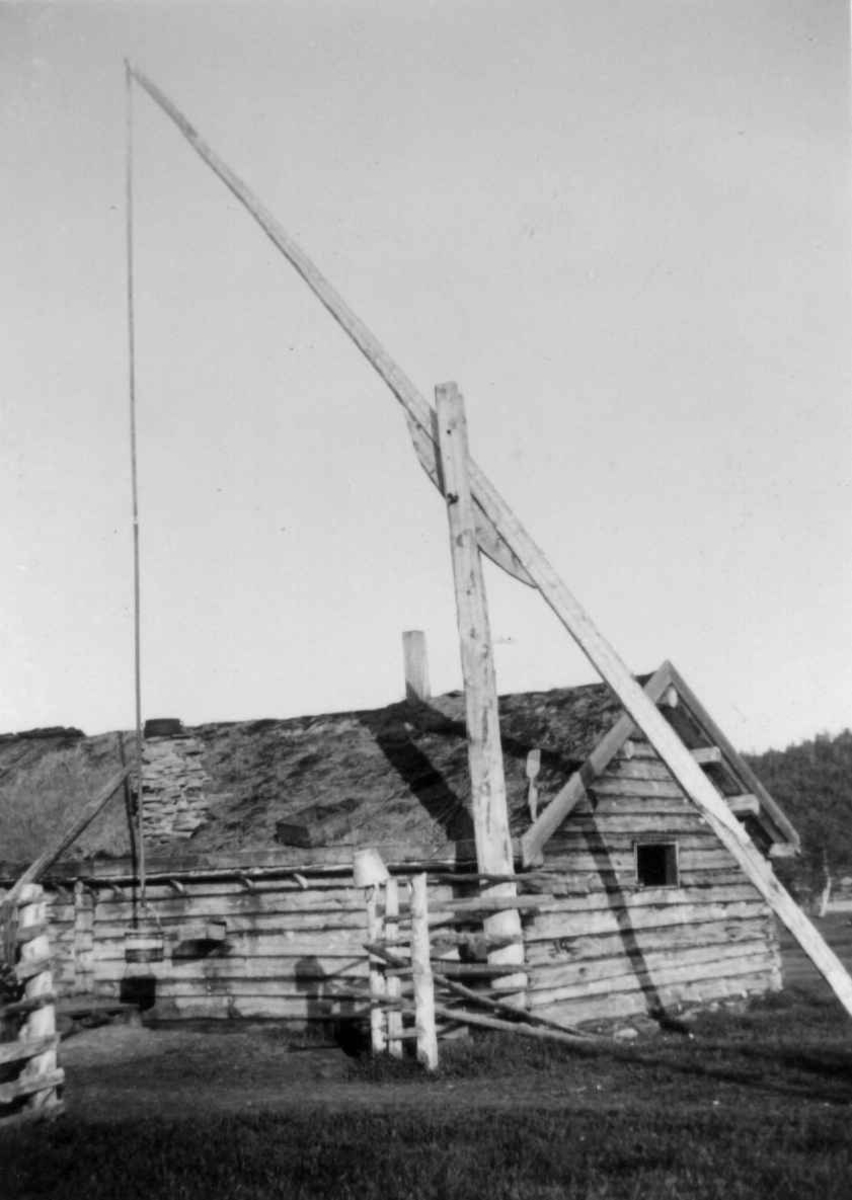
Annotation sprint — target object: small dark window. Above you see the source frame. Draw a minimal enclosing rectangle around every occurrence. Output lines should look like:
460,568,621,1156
635,842,678,887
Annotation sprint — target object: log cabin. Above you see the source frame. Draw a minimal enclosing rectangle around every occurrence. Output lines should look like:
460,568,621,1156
0,652,800,1032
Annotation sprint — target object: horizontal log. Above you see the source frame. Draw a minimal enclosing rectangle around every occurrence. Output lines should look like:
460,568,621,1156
14,953,54,983
0,1035,60,1066
518,879,762,912
428,896,552,916
0,1099,65,1130
691,747,723,766
530,940,777,1008
603,760,676,782
14,921,48,944
146,979,373,1003
530,966,778,1028
526,918,773,971
96,954,368,980
91,883,369,907
0,1068,65,1106
524,899,769,943
549,815,710,837
547,833,732,854
728,794,760,817
521,849,739,878
19,846,475,884
0,992,58,1019
590,778,685,799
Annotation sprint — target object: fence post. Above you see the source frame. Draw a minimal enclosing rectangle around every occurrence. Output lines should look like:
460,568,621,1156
365,885,387,1055
410,873,438,1071
384,877,403,1059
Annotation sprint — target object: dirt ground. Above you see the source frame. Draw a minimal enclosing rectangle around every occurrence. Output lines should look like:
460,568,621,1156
58,1021,588,1122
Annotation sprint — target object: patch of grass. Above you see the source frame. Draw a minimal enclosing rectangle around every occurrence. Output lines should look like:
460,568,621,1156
4,994,852,1200
3,1103,852,1200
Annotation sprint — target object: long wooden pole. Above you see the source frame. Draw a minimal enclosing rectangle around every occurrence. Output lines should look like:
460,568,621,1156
126,67,852,1017
435,383,525,996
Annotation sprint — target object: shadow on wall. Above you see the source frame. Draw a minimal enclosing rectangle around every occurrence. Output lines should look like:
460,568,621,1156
577,819,666,1019
294,955,368,1056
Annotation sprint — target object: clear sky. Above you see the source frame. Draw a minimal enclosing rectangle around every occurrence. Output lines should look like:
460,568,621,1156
2,1,849,751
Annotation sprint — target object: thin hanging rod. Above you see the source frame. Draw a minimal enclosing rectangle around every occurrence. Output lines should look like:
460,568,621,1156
124,59,146,906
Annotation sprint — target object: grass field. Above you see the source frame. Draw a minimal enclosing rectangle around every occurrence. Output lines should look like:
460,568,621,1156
2,921,852,1200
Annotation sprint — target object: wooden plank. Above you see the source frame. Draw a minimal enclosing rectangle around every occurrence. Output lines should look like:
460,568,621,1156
0,1069,66,1106
588,777,686,799
0,1035,60,1067
525,898,769,942
126,67,848,1018
691,746,723,765
728,794,760,817
531,967,778,1027
435,383,525,993
526,919,773,971
530,940,777,1008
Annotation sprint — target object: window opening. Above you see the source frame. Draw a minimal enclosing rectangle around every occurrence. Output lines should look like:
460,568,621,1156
635,842,678,887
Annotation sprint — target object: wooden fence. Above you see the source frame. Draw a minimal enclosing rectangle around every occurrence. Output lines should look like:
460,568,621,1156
363,872,596,1070
1,883,64,1126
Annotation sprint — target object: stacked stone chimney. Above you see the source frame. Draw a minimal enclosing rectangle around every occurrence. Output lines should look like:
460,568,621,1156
141,720,212,845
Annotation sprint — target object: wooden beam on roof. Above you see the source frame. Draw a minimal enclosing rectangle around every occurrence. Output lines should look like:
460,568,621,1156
727,794,760,817
691,746,723,765
435,383,525,996
521,663,675,864
128,70,852,1017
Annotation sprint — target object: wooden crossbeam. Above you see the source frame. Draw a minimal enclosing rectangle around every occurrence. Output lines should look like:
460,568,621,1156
728,794,760,817
128,68,852,1019
691,746,723,765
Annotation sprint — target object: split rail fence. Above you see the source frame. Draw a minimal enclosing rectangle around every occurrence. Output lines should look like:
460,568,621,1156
362,872,597,1070
0,883,64,1126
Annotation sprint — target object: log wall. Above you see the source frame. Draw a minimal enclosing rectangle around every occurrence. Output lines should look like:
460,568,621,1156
526,740,782,1025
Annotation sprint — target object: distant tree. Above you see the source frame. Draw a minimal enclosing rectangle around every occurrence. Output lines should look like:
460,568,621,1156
746,729,852,897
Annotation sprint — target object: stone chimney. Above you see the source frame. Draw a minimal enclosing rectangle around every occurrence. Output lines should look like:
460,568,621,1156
140,718,212,845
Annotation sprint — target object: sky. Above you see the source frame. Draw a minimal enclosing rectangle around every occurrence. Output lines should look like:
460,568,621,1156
1,0,850,751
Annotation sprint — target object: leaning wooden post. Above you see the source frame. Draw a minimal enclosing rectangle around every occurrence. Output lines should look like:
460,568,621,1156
384,876,403,1059
410,873,438,1071
435,383,526,998
17,883,62,1116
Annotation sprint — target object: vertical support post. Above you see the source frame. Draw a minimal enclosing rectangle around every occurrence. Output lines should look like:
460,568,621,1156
18,883,60,1115
72,880,91,995
365,885,387,1055
410,874,437,1071
384,876,403,1059
435,382,526,996
403,630,431,702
